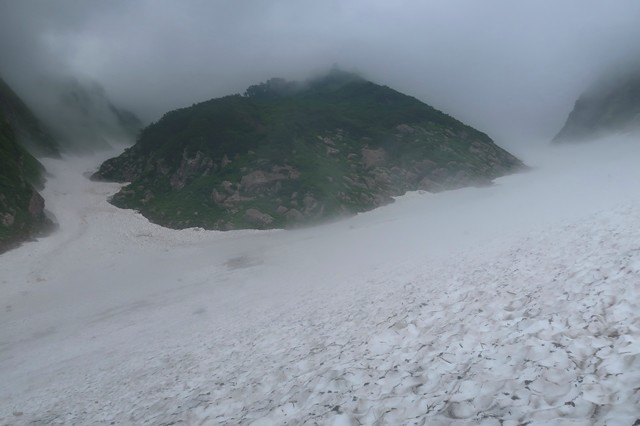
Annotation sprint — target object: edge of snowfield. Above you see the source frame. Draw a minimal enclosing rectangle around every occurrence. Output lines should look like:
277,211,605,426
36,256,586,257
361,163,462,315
1,136,640,424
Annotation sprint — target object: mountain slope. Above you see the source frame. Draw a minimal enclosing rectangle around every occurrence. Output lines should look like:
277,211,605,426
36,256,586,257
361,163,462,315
95,71,524,230
0,77,59,157
554,70,640,142
0,109,51,253
42,77,143,152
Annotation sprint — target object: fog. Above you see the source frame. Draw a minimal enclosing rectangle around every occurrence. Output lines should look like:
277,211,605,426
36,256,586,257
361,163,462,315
1,0,640,145
3,2,640,420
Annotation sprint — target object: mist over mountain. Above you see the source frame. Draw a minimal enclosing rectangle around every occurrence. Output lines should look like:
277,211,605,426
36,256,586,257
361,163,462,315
554,68,640,143
28,76,143,152
3,2,640,424
0,77,59,157
0,73,142,250
94,71,523,230
2,1,640,143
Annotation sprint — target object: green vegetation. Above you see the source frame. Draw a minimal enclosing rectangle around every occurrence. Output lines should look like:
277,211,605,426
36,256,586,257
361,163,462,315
0,110,51,252
96,70,524,230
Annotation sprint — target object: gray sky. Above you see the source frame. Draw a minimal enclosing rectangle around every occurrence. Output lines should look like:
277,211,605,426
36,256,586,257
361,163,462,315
1,0,640,145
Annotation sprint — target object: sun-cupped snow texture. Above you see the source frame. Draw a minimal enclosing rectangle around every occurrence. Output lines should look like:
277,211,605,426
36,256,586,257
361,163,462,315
1,136,639,424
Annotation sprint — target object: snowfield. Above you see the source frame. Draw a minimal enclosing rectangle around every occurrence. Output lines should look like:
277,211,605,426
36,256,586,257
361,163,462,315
1,137,640,425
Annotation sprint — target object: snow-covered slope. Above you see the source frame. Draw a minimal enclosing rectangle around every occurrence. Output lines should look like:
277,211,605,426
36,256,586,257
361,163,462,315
1,137,639,424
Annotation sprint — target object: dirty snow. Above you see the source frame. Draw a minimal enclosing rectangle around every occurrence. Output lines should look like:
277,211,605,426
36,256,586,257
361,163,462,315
1,136,640,424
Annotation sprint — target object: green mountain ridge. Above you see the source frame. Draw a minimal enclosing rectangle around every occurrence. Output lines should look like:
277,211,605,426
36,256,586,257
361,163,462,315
0,76,59,252
0,72,146,253
0,108,52,253
94,70,525,230
554,70,640,142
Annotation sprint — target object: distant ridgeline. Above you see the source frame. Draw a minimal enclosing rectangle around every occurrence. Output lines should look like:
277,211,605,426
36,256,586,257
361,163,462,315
94,70,524,230
0,79,54,252
554,69,640,142
0,77,59,157
49,77,142,151
0,74,142,252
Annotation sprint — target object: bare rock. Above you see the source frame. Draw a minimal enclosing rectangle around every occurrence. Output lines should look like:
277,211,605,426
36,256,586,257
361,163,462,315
223,191,253,207
244,208,274,226
211,189,227,204
240,170,287,192
361,148,386,169
303,194,318,212
326,146,340,155
221,181,234,194
413,159,438,173
285,208,304,222
271,165,301,179
317,135,336,146
469,141,489,155
1,212,15,227
169,150,213,190
28,191,45,217
343,175,368,190
240,171,268,190
396,123,415,134
141,190,155,204
418,176,444,191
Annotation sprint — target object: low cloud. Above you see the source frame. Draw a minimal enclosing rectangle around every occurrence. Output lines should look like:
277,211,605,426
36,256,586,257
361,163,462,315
1,0,640,145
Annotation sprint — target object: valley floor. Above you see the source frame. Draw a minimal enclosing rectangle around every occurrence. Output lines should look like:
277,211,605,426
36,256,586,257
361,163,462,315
1,138,640,424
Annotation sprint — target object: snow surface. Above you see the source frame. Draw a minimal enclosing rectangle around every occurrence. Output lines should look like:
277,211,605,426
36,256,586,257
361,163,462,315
1,136,640,424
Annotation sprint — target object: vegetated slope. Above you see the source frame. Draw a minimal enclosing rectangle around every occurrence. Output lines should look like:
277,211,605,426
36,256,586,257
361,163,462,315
554,69,640,142
95,70,524,230
0,109,52,253
0,77,59,157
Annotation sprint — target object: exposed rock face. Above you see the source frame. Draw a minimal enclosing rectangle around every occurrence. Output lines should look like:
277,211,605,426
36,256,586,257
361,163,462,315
240,170,290,192
554,70,640,142
285,208,304,222
169,150,214,190
94,70,524,230
244,208,274,227
28,192,45,217
361,148,386,169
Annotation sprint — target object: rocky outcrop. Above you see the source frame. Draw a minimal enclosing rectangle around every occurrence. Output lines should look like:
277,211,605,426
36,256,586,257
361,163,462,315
94,70,524,230
244,208,274,226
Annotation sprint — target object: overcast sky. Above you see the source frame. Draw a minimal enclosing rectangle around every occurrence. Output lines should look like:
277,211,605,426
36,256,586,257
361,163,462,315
1,0,639,145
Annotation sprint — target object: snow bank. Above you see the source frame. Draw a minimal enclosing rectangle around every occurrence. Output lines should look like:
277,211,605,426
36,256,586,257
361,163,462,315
1,136,639,424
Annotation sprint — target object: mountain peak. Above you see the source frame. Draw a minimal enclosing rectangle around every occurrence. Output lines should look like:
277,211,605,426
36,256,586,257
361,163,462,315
94,72,523,230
